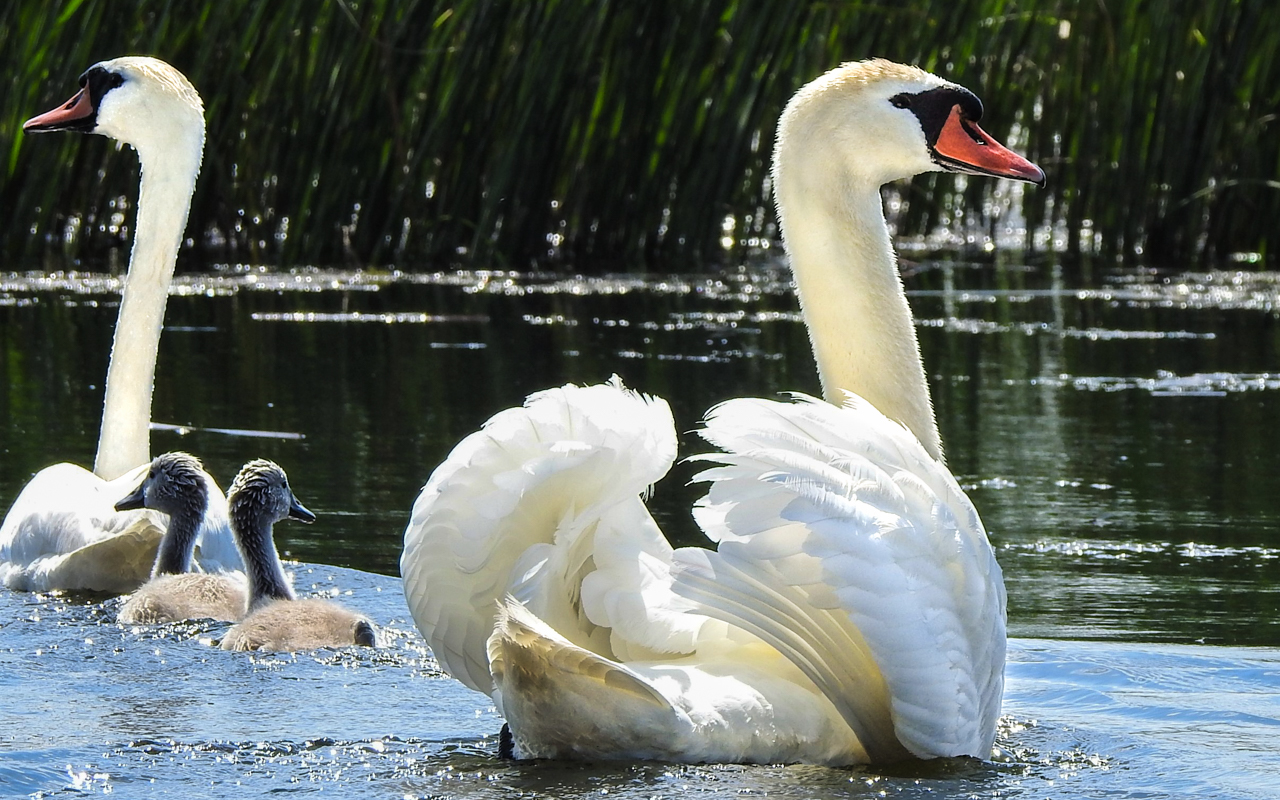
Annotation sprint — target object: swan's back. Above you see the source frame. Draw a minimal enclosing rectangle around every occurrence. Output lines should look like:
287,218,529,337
1,464,165,592
0,464,240,594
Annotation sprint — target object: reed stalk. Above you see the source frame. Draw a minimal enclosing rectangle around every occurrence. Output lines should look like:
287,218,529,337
0,0,1275,270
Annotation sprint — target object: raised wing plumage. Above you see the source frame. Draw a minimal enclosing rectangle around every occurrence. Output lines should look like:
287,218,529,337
402,380,1005,763
401,378,685,694
674,393,1005,759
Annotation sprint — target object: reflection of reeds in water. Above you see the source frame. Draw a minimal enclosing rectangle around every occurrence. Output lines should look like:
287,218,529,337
0,1,1275,269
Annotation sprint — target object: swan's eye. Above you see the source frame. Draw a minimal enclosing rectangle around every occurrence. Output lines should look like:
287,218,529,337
76,66,125,106
957,92,984,124
889,94,912,110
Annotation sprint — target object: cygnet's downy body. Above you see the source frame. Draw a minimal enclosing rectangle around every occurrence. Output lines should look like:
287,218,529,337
220,460,375,652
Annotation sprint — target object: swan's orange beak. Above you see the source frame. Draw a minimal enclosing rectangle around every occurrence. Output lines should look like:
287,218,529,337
932,105,1045,186
24,86,96,133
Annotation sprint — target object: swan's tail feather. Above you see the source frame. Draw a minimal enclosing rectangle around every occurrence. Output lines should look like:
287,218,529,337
2,463,152,591
678,393,1006,759
488,597,680,760
401,377,682,696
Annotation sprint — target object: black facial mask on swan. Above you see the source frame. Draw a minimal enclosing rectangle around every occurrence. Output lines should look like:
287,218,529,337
891,86,1045,186
23,65,125,134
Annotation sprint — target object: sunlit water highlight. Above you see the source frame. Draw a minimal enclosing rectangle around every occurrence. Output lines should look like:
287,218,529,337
2,573,1278,799
3,261,1280,797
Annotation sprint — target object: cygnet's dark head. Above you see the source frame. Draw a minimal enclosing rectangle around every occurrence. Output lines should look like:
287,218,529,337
116,451,209,518
227,459,316,528
226,459,312,606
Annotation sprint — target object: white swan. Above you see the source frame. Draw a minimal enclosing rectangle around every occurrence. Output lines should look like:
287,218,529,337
115,453,249,623
0,57,240,593
400,59,1044,765
220,460,376,652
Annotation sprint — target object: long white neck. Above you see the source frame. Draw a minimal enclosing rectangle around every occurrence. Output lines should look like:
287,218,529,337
774,139,943,462
93,139,201,480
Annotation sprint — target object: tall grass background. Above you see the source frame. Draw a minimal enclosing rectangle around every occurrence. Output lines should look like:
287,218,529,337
0,0,1276,271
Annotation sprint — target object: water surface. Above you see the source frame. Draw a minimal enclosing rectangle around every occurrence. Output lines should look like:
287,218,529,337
2,260,1279,797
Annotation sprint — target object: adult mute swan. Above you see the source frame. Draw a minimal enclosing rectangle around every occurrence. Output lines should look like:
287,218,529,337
220,460,376,652
115,453,249,623
0,57,240,593
401,59,1044,765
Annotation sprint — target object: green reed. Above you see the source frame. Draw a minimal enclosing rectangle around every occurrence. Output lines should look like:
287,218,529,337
0,0,1275,270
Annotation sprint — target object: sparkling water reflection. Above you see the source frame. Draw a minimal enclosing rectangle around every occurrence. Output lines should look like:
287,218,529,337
2,572,1278,798
2,260,1280,796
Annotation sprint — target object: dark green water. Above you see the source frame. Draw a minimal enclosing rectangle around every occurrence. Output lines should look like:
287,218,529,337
5,260,1279,645
3,259,1280,797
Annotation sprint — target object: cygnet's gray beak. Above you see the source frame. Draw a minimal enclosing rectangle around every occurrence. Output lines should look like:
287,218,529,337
288,494,316,524
115,480,147,512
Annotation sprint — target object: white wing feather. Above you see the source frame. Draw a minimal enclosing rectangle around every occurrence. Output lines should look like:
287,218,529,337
401,381,1006,764
401,378,690,694
674,392,1006,759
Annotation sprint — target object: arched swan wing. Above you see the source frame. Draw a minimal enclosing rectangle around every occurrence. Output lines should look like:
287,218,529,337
402,378,684,695
673,393,1005,760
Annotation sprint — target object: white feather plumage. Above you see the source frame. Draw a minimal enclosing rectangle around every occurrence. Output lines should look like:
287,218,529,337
401,58,1034,764
403,381,1003,763
1,58,241,592
1,462,239,593
678,393,1005,759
